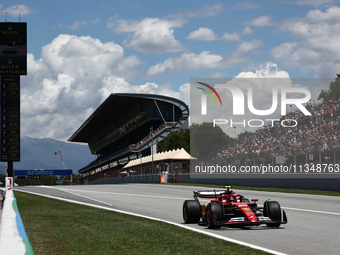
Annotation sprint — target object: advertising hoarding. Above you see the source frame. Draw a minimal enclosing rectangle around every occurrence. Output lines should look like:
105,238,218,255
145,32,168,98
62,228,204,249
0,22,27,75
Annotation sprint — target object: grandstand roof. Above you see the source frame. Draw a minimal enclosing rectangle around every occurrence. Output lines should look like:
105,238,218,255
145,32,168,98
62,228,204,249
123,148,194,169
68,93,188,143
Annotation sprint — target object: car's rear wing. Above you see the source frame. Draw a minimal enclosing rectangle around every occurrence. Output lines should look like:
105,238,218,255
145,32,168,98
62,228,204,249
193,186,234,198
193,190,227,198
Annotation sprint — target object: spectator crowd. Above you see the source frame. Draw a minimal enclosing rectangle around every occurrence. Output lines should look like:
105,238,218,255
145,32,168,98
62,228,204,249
211,100,340,164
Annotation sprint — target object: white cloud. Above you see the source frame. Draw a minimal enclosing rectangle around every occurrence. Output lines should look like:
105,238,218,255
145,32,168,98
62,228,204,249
1,4,33,17
147,39,264,77
22,35,140,140
236,62,290,78
186,27,218,41
179,83,190,105
58,20,88,30
222,32,240,41
232,63,293,114
242,26,253,35
101,77,182,101
271,5,340,77
235,39,263,53
247,15,274,27
168,3,224,18
109,17,186,53
146,51,223,77
232,1,260,10
245,6,340,77
296,0,335,7
186,28,243,42
305,5,340,23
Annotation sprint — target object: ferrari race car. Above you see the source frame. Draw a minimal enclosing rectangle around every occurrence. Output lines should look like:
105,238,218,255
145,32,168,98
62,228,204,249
183,186,287,229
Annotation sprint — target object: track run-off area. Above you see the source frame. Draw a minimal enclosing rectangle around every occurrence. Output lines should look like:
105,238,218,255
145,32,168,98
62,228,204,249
15,184,340,255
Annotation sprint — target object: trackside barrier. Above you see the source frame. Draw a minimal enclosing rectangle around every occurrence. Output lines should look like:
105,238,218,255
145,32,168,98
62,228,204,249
0,190,4,208
0,190,34,255
90,173,340,191
177,174,340,191
159,173,168,184
90,174,162,185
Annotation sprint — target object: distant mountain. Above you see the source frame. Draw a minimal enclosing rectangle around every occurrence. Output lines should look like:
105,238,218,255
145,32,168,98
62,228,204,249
0,136,96,175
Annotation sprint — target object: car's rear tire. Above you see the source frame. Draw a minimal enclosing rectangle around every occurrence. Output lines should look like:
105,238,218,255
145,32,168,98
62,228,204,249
183,200,201,224
264,201,282,227
207,202,223,229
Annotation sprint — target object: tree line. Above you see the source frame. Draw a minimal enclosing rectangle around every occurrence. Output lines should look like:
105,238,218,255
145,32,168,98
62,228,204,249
157,122,235,158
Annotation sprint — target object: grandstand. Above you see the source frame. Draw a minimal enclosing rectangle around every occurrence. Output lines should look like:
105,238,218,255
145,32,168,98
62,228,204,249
200,100,340,170
68,93,189,182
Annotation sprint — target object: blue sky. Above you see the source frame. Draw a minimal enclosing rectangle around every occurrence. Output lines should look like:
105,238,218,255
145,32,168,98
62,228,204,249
1,1,340,141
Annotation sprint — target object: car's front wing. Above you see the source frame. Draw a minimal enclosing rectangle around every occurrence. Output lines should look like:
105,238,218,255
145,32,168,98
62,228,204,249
215,216,286,226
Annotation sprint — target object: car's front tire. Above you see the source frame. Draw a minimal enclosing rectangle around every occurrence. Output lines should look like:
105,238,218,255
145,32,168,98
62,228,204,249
264,200,282,227
206,202,223,229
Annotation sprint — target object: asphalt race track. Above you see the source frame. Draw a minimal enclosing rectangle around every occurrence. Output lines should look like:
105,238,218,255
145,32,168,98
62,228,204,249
15,184,340,255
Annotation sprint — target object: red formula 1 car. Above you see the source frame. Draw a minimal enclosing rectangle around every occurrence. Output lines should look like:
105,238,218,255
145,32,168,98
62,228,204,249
183,186,287,229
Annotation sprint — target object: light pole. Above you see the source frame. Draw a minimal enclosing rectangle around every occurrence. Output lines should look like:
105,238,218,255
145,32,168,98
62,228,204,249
233,126,237,142
150,126,154,174
140,155,142,175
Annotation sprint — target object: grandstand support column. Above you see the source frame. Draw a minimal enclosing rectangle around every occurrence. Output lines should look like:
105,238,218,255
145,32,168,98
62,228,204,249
319,152,321,164
150,126,154,174
140,156,142,175
154,100,166,124
171,158,173,176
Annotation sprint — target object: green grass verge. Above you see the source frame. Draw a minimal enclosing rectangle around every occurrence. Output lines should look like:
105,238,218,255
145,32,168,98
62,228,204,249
14,191,269,255
163,183,340,197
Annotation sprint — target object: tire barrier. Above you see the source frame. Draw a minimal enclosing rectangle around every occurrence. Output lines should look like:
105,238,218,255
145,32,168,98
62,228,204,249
0,190,34,255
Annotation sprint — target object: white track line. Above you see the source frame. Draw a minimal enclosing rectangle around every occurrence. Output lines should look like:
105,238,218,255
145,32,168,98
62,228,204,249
57,188,186,200
15,189,286,255
282,207,340,216
39,185,112,206
57,188,112,206
57,188,340,216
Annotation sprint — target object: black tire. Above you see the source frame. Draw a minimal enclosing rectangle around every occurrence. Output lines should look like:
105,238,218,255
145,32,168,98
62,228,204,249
183,200,201,224
264,201,282,227
206,202,223,229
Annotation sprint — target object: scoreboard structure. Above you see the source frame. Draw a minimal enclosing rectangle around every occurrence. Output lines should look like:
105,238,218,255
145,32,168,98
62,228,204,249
1,76,20,161
0,22,26,175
